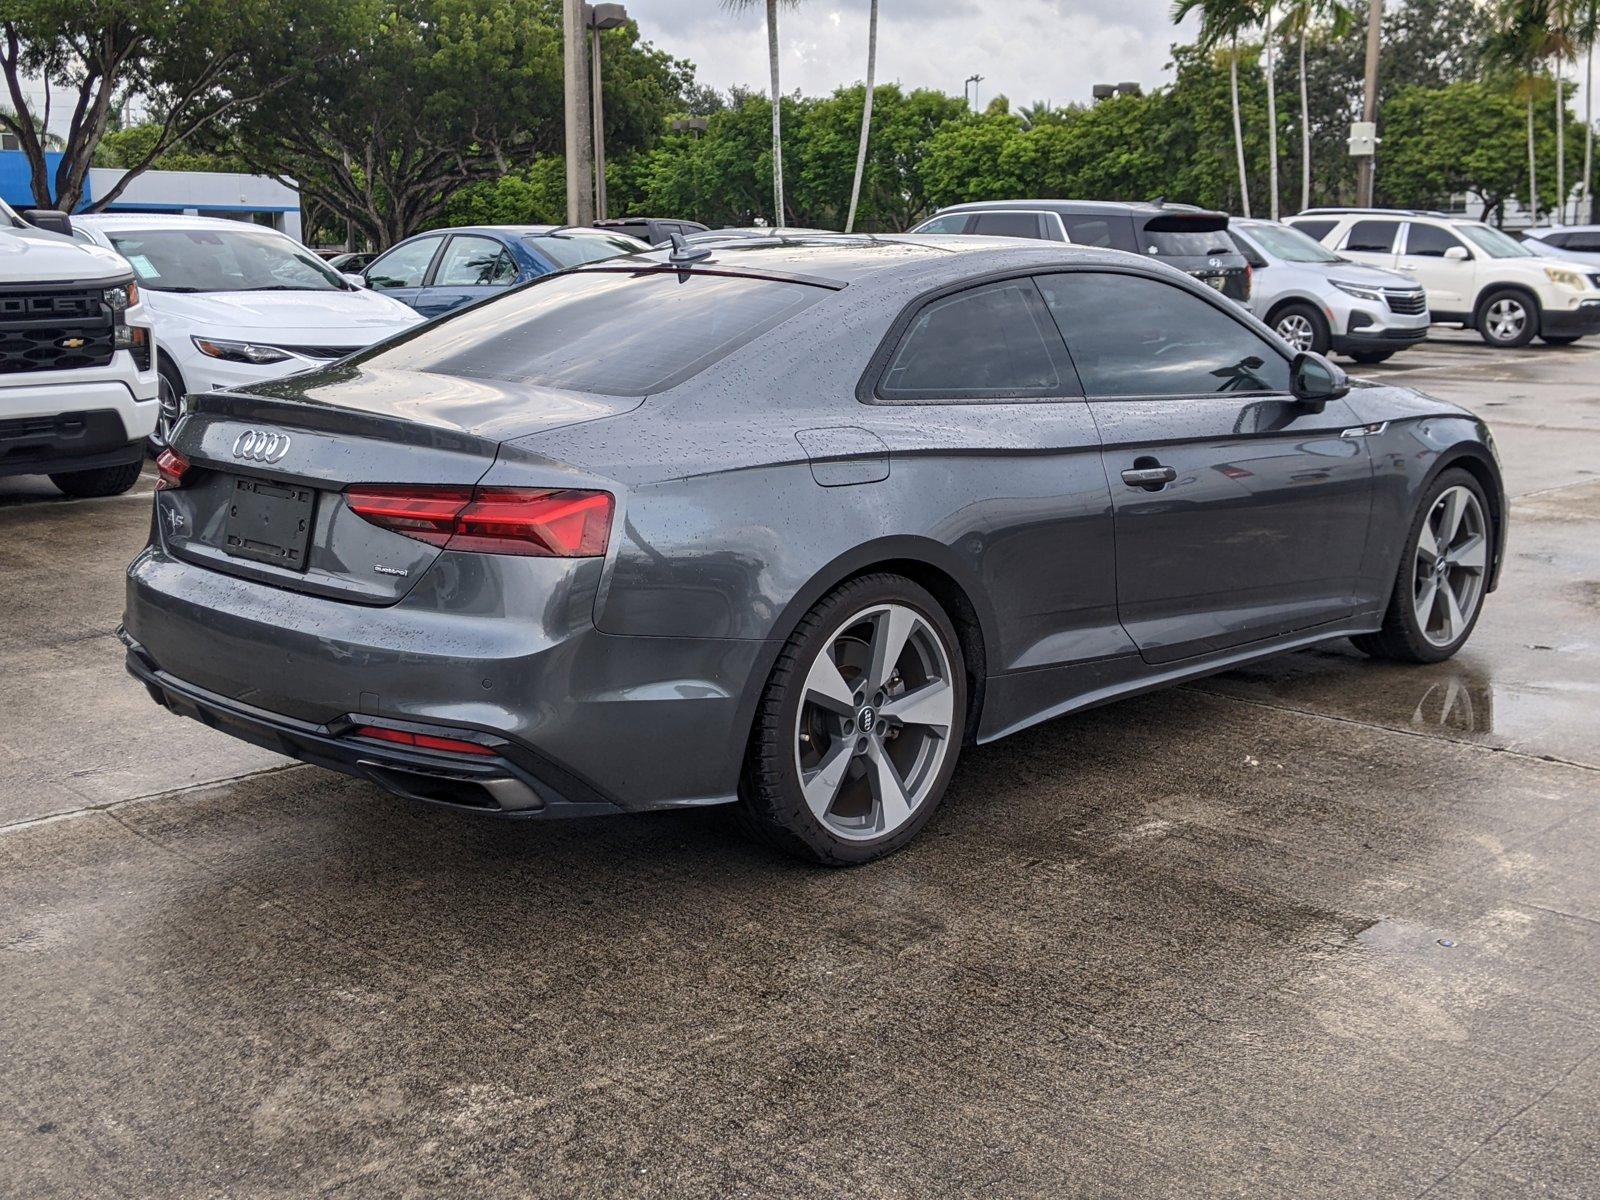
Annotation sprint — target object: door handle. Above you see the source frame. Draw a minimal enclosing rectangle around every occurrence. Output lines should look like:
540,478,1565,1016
1121,464,1177,490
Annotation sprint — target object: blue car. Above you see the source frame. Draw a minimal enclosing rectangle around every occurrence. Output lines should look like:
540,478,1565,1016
360,225,649,318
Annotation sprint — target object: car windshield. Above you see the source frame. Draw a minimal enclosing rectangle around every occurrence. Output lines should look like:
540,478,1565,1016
525,231,644,270
1238,222,1341,264
102,228,347,292
1142,229,1236,257
1458,224,1533,259
363,267,828,396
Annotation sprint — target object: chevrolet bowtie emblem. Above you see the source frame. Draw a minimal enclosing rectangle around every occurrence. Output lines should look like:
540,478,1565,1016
59,337,87,349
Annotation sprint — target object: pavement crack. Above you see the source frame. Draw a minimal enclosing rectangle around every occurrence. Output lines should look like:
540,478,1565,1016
0,762,306,836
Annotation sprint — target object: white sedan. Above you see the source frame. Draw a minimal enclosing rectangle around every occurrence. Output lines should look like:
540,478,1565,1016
73,215,423,447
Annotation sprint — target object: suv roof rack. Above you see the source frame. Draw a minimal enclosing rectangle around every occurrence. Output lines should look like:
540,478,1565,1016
1295,207,1456,218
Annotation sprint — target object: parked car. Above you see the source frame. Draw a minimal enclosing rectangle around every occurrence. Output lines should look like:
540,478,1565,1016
908,200,1253,302
124,233,1504,865
0,199,158,497
1227,218,1429,364
593,217,708,245
73,215,423,450
325,250,378,274
1520,226,1600,267
361,225,648,317
1286,208,1600,347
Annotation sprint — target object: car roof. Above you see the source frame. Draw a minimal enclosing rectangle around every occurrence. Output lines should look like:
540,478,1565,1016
935,199,1222,218
594,232,1162,289
72,213,295,234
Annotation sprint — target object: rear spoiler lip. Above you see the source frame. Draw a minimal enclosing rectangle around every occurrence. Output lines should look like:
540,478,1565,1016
184,387,501,454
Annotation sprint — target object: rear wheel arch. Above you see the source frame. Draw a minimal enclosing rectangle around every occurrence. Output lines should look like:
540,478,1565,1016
1423,444,1505,591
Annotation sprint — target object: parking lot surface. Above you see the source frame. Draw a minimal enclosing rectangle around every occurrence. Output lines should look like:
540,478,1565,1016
3,332,1598,1198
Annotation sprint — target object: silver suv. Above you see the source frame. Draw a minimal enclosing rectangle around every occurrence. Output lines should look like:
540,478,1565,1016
1229,219,1429,364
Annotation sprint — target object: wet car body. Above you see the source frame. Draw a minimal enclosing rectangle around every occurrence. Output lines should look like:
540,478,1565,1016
122,236,1505,844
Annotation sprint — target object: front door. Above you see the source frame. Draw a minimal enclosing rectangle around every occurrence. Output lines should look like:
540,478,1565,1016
1396,221,1476,312
1036,269,1374,665
362,234,444,312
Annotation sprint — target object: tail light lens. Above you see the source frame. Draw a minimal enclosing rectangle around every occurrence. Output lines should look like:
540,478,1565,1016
1244,264,1254,300
155,448,190,491
353,725,496,756
345,485,613,557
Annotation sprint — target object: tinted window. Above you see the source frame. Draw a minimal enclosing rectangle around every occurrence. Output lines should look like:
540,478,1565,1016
970,212,1046,239
1060,214,1138,251
879,279,1073,401
106,228,347,293
912,213,971,235
1536,232,1570,247
1141,228,1235,257
1288,218,1337,242
1405,223,1467,258
368,236,442,289
1568,233,1600,252
433,235,518,286
364,269,826,396
1037,272,1291,398
1342,220,1400,253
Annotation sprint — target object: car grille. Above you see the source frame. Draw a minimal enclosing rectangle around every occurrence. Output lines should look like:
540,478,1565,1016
0,286,115,374
1384,289,1427,315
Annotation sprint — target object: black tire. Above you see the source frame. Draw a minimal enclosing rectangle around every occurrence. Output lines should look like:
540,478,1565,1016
1269,301,1331,355
1348,350,1394,365
1539,334,1582,346
152,357,186,452
1351,467,1493,664
49,460,144,499
1474,288,1539,348
738,573,968,866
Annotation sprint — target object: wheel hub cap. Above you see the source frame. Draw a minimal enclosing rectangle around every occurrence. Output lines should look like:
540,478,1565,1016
1413,485,1488,648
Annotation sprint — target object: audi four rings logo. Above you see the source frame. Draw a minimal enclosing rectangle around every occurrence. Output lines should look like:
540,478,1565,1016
232,429,291,464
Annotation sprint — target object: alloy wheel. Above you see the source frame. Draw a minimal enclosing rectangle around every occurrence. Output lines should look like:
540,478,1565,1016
794,602,956,841
1412,485,1488,647
154,373,181,450
1485,298,1528,344
1276,313,1315,351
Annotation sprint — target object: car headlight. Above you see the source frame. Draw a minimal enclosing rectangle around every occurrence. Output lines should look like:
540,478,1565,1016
103,281,140,311
1332,280,1385,302
192,336,293,365
1544,266,1587,291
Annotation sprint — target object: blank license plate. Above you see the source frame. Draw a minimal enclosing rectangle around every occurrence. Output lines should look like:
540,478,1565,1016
224,476,315,571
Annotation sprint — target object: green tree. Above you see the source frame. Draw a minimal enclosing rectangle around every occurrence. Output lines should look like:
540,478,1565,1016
0,0,357,212
1174,0,1264,216
844,0,877,232
723,0,800,224
918,114,1026,208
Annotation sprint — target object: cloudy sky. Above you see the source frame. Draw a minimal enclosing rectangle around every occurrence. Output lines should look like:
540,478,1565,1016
624,0,1201,110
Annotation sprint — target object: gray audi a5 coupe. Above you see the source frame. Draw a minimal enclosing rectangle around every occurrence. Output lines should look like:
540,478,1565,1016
123,234,1506,864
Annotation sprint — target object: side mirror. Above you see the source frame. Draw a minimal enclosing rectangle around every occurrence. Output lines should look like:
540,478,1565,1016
1291,350,1349,410
22,208,73,237
342,272,368,288
1444,245,1470,261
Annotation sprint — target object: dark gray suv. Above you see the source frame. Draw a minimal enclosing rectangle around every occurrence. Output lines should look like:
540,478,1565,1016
123,235,1502,865
910,199,1253,302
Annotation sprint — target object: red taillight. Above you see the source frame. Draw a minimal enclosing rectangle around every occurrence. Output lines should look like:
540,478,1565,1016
155,448,189,491
1244,264,1254,300
345,485,613,558
353,725,496,756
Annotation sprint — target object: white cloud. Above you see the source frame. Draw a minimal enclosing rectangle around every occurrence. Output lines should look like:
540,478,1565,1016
626,0,1201,108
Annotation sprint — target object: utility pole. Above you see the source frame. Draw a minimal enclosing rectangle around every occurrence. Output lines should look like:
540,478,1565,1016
1354,0,1382,206
563,0,594,225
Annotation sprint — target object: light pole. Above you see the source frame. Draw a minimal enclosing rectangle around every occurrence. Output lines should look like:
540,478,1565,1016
1353,0,1382,207
563,0,594,225
588,3,628,221
964,73,983,113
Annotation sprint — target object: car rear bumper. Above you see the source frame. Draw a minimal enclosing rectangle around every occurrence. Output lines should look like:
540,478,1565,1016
122,543,763,814
1541,300,1600,336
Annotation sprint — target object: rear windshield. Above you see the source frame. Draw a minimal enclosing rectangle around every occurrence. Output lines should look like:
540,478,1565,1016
362,268,828,396
526,231,645,269
1141,228,1237,257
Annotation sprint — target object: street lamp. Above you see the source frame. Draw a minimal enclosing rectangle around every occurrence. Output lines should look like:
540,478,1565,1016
671,117,708,137
964,73,983,113
1092,82,1142,103
587,3,628,220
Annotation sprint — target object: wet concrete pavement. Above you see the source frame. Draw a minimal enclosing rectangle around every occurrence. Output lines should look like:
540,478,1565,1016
3,332,1598,1198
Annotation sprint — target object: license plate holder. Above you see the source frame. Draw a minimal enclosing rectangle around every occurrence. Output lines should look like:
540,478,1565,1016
224,475,315,571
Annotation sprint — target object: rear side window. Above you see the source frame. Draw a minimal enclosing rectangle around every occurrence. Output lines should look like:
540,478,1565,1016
433,235,518,286
970,212,1047,239
1037,271,1290,398
878,278,1075,401
1060,215,1138,251
1288,218,1336,242
1342,220,1400,253
364,269,827,396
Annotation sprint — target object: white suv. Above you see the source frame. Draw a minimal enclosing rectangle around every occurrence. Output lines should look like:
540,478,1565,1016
1287,208,1600,348
0,200,159,497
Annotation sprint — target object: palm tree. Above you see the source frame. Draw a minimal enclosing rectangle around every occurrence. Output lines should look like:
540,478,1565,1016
1280,0,1354,212
1262,1,1280,218
1174,0,1262,217
1580,0,1599,221
845,0,878,233
724,0,798,224
1549,0,1578,221
1488,0,1555,224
